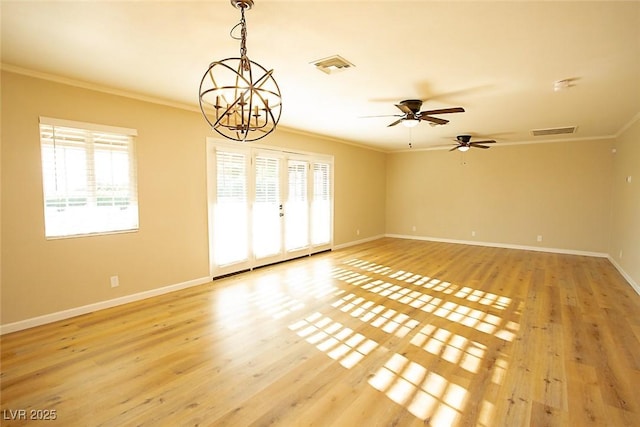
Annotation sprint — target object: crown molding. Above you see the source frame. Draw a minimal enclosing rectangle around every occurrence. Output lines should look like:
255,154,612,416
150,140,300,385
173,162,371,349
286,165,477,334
2,63,387,154
1,63,201,113
615,111,640,138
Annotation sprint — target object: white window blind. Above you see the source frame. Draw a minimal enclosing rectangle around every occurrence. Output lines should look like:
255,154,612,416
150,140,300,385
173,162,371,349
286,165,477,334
286,160,309,251
253,155,281,259
255,156,279,204
39,117,139,238
312,162,331,245
214,150,248,265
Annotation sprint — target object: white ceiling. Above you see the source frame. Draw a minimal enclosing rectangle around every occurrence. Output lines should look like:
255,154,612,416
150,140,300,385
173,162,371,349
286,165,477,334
2,0,639,151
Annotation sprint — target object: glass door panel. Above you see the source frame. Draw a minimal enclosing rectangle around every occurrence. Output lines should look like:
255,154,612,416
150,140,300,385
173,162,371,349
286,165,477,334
253,154,283,262
213,151,249,268
285,159,309,252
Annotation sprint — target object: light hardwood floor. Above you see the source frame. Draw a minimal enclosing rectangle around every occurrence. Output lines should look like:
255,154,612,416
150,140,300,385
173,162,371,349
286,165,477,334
2,238,640,426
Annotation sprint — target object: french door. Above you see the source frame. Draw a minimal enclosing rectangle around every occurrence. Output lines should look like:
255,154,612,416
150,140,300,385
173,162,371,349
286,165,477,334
207,140,333,277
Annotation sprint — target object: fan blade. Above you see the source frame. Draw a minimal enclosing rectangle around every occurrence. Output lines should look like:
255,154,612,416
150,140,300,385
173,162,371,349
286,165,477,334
360,114,403,118
420,115,449,125
449,145,461,152
470,140,496,145
387,118,404,127
395,104,413,114
420,107,465,115
471,144,491,149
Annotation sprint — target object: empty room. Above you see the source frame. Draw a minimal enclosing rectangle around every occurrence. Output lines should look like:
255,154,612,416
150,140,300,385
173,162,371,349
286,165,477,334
1,1,639,426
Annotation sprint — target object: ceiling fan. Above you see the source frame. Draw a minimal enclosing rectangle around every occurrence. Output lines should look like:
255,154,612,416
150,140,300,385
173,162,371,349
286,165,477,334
450,135,496,152
366,99,465,128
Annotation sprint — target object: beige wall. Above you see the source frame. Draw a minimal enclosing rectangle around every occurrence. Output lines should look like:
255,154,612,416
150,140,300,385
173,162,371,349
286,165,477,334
2,69,636,327
386,139,614,253
610,117,640,289
1,71,386,325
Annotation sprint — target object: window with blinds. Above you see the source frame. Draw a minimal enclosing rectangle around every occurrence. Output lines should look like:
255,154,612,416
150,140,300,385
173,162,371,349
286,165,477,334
39,117,139,238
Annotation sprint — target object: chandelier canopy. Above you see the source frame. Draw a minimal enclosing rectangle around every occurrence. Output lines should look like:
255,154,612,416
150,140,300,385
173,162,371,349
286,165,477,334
199,0,282,142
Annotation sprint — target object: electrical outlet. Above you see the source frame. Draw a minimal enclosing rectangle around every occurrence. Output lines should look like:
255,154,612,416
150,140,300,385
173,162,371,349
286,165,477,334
537,235,543,242
471,231,476,237
110,275,119,288
619,250,623,259
356,229,360,236
412,225,417,232
626,176,632,183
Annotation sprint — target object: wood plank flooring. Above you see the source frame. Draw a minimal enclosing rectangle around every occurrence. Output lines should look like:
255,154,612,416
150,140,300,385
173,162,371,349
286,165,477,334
2,238,640,426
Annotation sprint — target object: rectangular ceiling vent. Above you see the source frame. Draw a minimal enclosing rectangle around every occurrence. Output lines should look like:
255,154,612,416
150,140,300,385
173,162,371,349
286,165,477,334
311,55,355,74
530,126,577,137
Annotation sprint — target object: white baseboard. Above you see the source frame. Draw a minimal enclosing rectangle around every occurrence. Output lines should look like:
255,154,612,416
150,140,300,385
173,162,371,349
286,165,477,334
386,234,640,295
608,256,640,296
334,234,386,250
0,276,212,335
385,234,609,258
3,237,637,335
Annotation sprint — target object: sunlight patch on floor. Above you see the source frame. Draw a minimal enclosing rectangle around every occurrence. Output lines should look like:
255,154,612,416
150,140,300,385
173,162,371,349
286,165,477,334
369,352,468,424
410,324,487,374
341,259,514,312
288,312,378,368
283,256,522,425
333,261,519,341
331,293,420,338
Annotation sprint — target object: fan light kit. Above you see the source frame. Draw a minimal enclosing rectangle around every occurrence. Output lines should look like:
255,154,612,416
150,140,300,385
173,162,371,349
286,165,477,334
199,0,282,142
403,118,420,128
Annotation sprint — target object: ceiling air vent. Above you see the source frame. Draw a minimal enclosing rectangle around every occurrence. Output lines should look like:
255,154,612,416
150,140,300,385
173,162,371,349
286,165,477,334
530,126,577,137
311,55,355,74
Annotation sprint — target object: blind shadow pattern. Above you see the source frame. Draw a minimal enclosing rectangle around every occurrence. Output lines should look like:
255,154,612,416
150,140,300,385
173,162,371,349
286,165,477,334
284,256,522,426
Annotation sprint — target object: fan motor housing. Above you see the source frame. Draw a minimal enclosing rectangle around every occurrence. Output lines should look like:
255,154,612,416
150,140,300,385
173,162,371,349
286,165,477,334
400,99,423,113
457,135,472,143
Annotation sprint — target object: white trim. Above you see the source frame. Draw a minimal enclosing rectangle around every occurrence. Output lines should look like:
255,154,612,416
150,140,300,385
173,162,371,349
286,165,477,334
3,63,200,114
0,276,211,335
385,233,608,258
333,234,385,250
205,137,335,162
385,234,640,294
615,111,640,138
40,116,138,136
3,240,637,334
608,257,640,297
5,64,637,155
275,126,389,154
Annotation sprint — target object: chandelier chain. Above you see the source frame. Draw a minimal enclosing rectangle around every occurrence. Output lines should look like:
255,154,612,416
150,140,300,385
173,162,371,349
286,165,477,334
231,6,250,72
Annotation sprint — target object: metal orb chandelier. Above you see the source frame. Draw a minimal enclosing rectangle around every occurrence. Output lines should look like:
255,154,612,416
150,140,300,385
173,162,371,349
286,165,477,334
199,0,282,142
